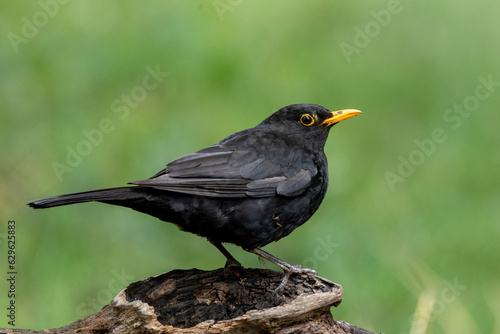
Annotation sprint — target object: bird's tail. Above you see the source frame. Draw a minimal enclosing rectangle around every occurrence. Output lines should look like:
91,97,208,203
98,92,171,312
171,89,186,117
27,187,142,209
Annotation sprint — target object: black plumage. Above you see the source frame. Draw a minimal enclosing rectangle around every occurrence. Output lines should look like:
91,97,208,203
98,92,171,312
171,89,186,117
28,104,361,291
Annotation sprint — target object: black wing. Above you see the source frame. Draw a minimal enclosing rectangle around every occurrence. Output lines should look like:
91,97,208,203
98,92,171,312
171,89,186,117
131,144,314,198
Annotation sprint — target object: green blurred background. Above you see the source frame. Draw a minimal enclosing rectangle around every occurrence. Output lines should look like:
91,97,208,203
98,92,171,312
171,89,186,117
1,1,499,332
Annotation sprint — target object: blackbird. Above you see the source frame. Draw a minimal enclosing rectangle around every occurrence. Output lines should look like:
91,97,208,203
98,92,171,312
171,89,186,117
28,104,361,291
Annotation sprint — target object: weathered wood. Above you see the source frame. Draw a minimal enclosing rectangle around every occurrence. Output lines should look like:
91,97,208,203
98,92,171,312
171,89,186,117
2,267,381,333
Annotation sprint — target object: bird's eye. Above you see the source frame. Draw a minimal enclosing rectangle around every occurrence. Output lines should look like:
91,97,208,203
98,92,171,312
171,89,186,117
300,114,315,126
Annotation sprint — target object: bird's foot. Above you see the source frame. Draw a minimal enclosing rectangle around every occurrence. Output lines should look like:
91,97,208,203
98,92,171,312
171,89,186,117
273,264,317,294
244,247,317,294
208,238,243,274
224,257,243,272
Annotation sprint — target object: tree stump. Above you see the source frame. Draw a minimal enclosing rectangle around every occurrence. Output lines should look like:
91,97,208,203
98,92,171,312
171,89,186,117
3,267,381,333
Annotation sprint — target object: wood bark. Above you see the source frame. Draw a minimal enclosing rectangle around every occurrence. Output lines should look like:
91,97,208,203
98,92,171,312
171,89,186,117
2,267,381,333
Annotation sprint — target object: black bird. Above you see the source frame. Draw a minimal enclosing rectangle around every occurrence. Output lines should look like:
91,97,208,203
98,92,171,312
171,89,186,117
28,104,361,291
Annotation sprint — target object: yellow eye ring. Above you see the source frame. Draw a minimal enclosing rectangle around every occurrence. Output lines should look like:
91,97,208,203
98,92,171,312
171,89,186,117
300,114,315,126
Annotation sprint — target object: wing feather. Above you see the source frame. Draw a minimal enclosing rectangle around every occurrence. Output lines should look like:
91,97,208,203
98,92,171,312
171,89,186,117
132,144,315,198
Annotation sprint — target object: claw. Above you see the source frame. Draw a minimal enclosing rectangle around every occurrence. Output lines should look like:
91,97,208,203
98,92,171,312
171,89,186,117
245,247,317,292
273,271,291,295
209,238,243,273
224,258,243,273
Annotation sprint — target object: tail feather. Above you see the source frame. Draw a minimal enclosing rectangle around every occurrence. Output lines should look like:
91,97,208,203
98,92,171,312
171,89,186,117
27,187,142,209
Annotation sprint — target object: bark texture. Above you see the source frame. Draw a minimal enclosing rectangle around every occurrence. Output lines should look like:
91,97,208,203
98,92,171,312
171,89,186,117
2,267,381,334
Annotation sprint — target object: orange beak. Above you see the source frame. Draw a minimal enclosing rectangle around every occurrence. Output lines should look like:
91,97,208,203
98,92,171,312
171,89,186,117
320,109,362,127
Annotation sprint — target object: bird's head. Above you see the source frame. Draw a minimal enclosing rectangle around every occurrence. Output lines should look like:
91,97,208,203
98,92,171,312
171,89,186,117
260,104,361,151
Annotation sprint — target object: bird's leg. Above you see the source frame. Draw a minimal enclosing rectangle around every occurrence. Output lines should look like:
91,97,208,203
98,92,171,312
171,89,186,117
245,248,317,294
208,238,242,269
